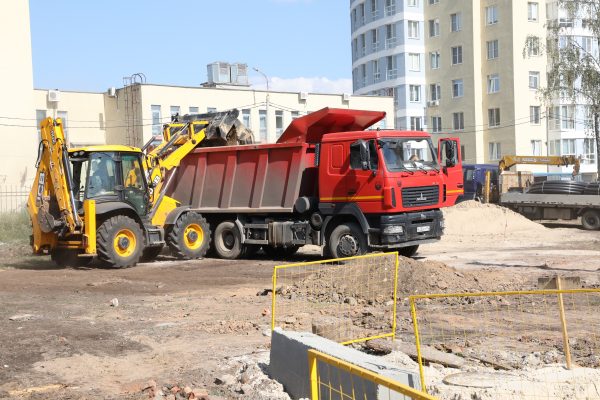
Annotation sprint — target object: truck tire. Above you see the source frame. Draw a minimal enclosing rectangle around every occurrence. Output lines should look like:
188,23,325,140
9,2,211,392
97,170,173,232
398,245,419,258
328,222,368,259
263,245,300,260
140,246,164,262
96,215,144,268
166,212,210,259
581,210,600,230
213,220,243,260
50,249,92,268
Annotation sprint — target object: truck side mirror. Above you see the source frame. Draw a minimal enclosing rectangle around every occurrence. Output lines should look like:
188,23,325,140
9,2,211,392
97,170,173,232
444,141,456,168
358,140,370,170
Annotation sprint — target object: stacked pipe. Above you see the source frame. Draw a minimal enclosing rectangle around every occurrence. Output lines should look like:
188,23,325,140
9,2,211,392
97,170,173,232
526,181,600,195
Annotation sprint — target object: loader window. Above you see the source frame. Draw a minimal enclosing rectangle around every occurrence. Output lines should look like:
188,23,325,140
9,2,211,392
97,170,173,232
87,153,117,198
121,154,147,215
71,158,89,205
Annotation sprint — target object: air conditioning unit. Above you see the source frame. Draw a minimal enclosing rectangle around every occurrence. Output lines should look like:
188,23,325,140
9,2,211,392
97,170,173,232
342,93,351,102
427,100,439,107
107,87,117,97
299,92,308,101
47,89,60,102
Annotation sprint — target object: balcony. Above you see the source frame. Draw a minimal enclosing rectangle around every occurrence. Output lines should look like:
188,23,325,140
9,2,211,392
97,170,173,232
385,4,396,16
385,37,396,49
387,69,398,80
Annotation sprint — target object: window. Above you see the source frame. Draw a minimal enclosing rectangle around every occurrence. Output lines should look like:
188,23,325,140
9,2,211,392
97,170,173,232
359,34,366,56
551,106,561,130
35,109,46,138
408,0,418,6
371,0,377,17
386,56,397,79
371,29,379,51
429,19,440,37
429,0,439,4
189,106,199,114
169,106,180,118
360,64,367,86
487,40,499,59
489,142,502,160
430,83,441,101
582,36,593,53
259,109,267,142
584,138,596,164
561,105,575,129
151,105,162,135
530,106,541,124
452,79,463,98
291,111,299,120
453,112,464,130
385,24,396,48
409,85,421,102
373,60,380,81
529,71,540,89
207,107,217,113
487,74,500,93
527,37,540,56
275,111,284,137
57,111,68,137
528,2,539,22
410,117,422,131
409,53,420,71
121,154,146,215
488,108,501,127
531,140,542,156
359,3,365,24
549,140,557,156
451,46,463,65
430,51,440,69
431,116,442,133
451,13,462,32
485,6,498,25
242,109,251,127
562,139,575,156
408,21,420,39
385,0,396,16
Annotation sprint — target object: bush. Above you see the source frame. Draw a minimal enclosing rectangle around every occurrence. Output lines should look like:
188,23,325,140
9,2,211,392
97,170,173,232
0,211,31,243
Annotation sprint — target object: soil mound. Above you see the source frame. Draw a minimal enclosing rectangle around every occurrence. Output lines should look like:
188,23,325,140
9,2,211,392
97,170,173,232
443,200,546,236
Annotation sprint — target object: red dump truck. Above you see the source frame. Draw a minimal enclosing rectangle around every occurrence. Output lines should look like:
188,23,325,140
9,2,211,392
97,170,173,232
166,108,463,259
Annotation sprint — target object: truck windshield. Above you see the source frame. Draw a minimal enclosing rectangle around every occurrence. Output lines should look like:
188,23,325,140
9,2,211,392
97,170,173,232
380,138,438,172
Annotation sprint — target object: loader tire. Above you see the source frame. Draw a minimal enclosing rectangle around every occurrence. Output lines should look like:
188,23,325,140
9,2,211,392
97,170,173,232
213,220,243,260
50,249,92,268
166,212,210,259
96,215,144,268
398,245,419,258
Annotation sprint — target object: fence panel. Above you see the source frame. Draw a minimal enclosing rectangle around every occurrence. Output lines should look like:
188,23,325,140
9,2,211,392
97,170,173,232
308,349,437,400
0,185,30,213
272,252,399,345
408,289,600,399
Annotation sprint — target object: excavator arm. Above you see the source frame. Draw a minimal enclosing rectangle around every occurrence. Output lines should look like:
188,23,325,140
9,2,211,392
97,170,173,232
27,118,80,253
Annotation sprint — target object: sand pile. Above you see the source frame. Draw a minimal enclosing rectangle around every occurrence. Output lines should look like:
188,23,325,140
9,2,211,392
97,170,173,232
443,200,546,236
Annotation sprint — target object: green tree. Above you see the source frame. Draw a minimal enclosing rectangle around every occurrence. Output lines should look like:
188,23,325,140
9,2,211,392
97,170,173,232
525,1,600,175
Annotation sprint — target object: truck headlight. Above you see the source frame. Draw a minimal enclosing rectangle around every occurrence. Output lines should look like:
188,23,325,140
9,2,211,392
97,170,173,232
383,226,404,235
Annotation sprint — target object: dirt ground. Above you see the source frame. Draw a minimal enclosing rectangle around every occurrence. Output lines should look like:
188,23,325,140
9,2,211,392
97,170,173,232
1,202,599,399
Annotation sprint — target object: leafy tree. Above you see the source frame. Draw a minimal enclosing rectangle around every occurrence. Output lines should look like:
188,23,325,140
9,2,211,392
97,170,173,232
525,1,600,175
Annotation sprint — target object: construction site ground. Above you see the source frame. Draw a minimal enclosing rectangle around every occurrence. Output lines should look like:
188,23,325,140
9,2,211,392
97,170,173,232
1,201,599,399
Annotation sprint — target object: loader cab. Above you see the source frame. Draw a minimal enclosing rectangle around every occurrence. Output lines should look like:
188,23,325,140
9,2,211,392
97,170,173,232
69,147,149,216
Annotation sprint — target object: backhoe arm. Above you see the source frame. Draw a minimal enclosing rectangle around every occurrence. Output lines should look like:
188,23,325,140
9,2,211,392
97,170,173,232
27,118,80,252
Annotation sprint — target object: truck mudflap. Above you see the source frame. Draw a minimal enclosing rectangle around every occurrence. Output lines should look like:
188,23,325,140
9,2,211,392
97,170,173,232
368,209,444,249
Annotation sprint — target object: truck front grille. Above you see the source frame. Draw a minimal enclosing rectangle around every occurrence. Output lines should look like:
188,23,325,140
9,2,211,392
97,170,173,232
401,185,439,208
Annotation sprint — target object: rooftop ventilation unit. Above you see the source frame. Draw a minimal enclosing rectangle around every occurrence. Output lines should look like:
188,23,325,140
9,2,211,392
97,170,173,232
207,62,232,84
47,89,60,102
231,63,249,86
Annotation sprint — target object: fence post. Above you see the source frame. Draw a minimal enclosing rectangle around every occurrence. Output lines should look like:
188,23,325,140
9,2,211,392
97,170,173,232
556,277,572,369
308,350,319,400
271,267,278,331
410,297,427,394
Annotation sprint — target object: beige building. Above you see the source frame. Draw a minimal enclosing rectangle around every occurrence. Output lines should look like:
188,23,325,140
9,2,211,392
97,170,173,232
425,0,548,167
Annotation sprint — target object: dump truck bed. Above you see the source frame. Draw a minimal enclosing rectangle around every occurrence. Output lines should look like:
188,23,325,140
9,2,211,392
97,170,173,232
167,142,316,213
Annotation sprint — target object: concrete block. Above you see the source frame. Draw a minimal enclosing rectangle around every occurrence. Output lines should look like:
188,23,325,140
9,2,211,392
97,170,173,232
269,328,421,400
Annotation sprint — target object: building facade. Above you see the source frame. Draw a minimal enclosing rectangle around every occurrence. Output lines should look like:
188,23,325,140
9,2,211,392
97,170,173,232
350,0,426,130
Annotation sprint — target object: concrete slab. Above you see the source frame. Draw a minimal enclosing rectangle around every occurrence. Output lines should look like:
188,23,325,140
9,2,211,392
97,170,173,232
269,328,421,400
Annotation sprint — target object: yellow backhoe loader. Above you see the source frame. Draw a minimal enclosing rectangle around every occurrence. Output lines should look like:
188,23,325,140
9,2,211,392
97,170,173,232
28,109,253,268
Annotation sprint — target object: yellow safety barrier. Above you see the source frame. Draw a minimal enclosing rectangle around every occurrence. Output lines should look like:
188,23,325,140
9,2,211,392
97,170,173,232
308,349,438,400
408,288,600,399
272,252,399,345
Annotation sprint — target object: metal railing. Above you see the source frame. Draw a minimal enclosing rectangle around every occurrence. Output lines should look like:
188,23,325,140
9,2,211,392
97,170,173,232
0,185,30,213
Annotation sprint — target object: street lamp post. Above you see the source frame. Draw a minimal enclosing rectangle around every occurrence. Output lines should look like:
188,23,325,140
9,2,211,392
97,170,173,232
254,67,270,142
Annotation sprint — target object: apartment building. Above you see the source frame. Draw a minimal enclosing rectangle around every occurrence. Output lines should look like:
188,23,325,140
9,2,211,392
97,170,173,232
350,0,426,130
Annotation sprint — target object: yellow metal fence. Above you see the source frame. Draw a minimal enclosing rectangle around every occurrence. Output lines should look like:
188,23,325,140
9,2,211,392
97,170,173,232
272,252,399,345
408,288,600,399
308,349,437,400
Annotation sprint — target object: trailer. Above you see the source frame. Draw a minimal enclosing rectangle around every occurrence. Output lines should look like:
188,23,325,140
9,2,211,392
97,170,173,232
500,191,600,230
167,108,464,259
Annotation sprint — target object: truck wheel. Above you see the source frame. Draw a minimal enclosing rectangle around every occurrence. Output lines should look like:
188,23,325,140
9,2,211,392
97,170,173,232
96,215,144,268
581,210,600,230
263,245,300,259
140,246,163,262
398,245,419,258
214,221,243,259
328,222,367,259
50,249,92,268
167,212,210,259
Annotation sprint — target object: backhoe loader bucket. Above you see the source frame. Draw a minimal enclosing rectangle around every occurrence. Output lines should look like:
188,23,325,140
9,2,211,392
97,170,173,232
177,109,254,146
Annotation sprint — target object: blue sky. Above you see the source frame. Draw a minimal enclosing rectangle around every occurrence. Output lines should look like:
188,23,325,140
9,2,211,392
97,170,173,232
30,0,352,93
